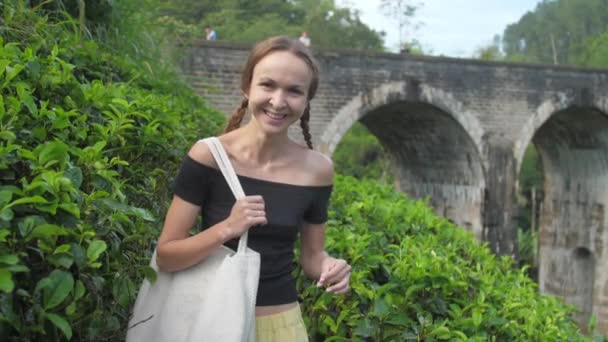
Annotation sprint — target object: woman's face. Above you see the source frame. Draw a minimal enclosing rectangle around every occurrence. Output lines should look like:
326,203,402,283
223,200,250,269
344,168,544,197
246,51,312,135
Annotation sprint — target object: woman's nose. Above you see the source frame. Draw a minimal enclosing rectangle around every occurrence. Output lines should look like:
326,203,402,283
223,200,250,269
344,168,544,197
269,90,287,108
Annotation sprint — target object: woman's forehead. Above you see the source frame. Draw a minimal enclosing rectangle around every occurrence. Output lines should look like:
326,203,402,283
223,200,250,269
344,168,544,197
253,51,313,84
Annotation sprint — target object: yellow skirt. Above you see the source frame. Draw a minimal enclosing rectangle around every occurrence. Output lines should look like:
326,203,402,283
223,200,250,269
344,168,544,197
255,303,309,342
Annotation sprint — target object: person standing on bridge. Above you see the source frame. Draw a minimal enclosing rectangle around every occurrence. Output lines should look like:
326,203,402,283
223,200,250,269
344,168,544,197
154,36,351,341
299,31,311,47
205,25,217,41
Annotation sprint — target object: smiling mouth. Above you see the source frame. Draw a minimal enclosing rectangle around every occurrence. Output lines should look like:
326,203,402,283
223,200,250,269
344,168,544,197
264,110,287,120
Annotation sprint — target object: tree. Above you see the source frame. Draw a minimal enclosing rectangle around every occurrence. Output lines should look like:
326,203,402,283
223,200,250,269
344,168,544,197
502,0,608,65
379,0,421,51
575,31,608,67
473,34,504,61
292,0,384,50
160,0,384,50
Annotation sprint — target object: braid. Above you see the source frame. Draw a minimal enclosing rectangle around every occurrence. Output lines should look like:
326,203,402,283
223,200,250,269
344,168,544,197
224,98,249,133
300,105,313,149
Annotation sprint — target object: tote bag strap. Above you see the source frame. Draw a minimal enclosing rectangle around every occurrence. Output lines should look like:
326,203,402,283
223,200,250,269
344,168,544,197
201,137,250,254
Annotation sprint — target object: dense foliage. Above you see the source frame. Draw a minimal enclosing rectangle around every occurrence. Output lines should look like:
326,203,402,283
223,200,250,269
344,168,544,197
502,0,608,66
0,2,223,340
161,0,386,51
298,176,590,341
474,0,608,68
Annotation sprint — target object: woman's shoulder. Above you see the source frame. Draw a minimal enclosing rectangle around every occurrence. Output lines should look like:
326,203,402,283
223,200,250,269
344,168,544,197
296,145,334,186
186,139,218,169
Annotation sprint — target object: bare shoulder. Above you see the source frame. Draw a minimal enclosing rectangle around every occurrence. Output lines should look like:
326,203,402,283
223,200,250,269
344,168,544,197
186,139,218,168
299,147,334,186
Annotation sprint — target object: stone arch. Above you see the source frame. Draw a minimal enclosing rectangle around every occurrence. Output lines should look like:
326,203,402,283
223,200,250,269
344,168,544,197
525,91,608,331
319,81,487,239
319,81,486,161
513,93,608,170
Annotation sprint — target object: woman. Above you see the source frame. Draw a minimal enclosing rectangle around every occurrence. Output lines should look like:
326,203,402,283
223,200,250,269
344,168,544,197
155,36,351,341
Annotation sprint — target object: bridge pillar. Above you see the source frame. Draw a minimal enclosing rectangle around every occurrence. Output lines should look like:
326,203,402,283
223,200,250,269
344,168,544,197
482,145,519,256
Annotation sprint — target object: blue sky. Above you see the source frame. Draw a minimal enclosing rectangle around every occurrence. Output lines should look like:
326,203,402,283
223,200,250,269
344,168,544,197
340,0,543,57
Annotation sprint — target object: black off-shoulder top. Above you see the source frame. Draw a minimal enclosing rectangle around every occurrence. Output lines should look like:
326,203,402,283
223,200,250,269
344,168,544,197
172,155,333,306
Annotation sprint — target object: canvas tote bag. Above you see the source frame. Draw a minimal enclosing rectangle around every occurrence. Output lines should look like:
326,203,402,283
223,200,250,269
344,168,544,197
127,137,260,342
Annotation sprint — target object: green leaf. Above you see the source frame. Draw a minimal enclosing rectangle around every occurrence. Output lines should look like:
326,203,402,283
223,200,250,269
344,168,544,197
386,313,410,327
0,190,13,206
87,240,107,262
112,275,134,307
16,82,37,115
0,229,10,242
73,280,85,301
429,326,451,339
71,244,87,268
45,313,72,340
38,141,69,166
0,85,4,120
6,195,48,208
64,167,83,189
0,269,14,292
58,203,80,218
52,114,70,130
26,60,41,78
32,126,47,140
18,215,46,238
0,254,19,265
3,64,24,87
354,318,374,338
472,309,482,327
0,208,14,221
65,302,76,316
372,298,389,318
43,270,74,310
142,266,157,284
0,130,15,142
49,254,74,269
6,265,28,273
54,244,71,254
127,207,155,221
26,224,68,242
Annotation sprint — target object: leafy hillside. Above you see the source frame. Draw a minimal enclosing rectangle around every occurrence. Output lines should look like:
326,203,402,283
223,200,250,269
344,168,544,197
297,176,589,341
0,3,223,340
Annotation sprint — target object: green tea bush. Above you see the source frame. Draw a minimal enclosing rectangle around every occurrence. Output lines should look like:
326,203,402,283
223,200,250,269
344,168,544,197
297,176,589,341
0,3,223,340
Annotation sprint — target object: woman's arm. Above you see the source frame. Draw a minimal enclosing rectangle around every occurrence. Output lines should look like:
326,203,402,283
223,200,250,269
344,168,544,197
298,148,350,293
156,194,266,272
300,222,351,294
155,196,232,272
155,140,267,272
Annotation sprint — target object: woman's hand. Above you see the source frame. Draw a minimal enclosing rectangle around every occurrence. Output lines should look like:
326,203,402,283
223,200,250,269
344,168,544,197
222,195,267,240
317,256,351,294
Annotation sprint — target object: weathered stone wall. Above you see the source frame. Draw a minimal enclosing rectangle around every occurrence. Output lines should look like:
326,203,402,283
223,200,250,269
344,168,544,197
182,40,608,332
535,107,608,333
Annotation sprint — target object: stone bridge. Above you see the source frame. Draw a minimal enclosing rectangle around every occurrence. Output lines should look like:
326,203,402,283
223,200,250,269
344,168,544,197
181,40,608,333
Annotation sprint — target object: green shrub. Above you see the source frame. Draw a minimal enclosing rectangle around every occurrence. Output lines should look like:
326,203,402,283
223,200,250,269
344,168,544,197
0,3,223,340
297,176,589,341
